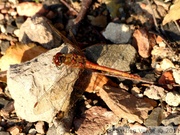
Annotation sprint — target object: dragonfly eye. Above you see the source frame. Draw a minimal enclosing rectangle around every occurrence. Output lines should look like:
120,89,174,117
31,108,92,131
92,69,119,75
53,52,65,67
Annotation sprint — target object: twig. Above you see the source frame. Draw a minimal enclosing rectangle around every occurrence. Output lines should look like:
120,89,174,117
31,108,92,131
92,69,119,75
60,0,78,15
147,0,160,33
73,0,92,24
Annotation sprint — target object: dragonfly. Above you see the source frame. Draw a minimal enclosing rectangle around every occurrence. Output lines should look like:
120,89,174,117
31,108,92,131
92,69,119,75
33,21,152,116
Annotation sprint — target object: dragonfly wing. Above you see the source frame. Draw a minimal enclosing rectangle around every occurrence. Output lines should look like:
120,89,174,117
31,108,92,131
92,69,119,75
33,66,79,115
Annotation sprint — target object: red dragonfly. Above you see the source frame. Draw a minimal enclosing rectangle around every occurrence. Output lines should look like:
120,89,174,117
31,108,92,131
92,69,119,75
34,21,151,115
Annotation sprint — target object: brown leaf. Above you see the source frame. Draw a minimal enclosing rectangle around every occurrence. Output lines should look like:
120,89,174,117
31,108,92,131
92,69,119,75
132,28,155,58
158,70,175,89
0,42,47,71
162,0,180,25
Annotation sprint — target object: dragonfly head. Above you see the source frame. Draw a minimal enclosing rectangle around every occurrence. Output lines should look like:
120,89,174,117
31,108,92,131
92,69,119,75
53,52,66,67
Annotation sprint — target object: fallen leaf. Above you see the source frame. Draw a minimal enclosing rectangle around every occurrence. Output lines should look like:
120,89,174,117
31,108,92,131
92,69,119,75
0,42,47,71
158,70,175,89
162,0,180,25
132,28,155,58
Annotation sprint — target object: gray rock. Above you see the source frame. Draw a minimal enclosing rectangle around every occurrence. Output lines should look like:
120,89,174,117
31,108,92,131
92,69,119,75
85,44,137,72
102,23,132,43
144,107,165,126
18,16,62,49
7,43,80,123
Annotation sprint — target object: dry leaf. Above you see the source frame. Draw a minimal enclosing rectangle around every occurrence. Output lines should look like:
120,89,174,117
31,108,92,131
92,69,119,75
158,70,175,89
162,0,180,25
0,42,47,71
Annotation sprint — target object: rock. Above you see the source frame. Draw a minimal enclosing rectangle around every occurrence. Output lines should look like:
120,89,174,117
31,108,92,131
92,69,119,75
74,106,119,135
162,113,180,126
16,2,48,17
172,68,180,85
102,23,132,44
15,16,25,28
144,107,165,126
6,24,16,34
98,86,153,123
144,85,167,100
35,121,46,134
18,16,62,49
0,41,10,55
165,92,180,106
7,126,22,135
85,44,137,72
0,131,10,135
47,107,75,135
7,43,80,123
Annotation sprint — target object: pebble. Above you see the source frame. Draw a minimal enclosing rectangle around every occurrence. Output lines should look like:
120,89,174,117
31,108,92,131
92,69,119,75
0,131,10,135
28,128,36,135
0,40,10,54
159,58,175,71
165,92,180,106
172,68,180,84
74,106,119,135
144,85,167,100
0,13,4,20
15,16,25,28
162,113,180,126
102,22,132,43
144,107,165,126
7,126,22,135
85,44,137,72
18,16,62,49
35,121,46,134
0,24,6,33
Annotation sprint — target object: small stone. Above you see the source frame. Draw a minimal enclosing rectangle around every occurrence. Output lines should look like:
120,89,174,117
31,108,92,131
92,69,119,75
28,128,36,135
102,22,132,44
0,131,10,135
0,24,6,33
74,106,119,135
35,121,46,134
162,113,180,126
165,92,180,106
18,16,62,49
144,85,167,100
7,126,22,135
172,68,180,84
15,16,25,28
159,58,175,71
17,2,48,17
0,41,10,54
6,25,17,33
85,44,137,72
131,87,141,96
144,107,165,126
0,13,4,20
